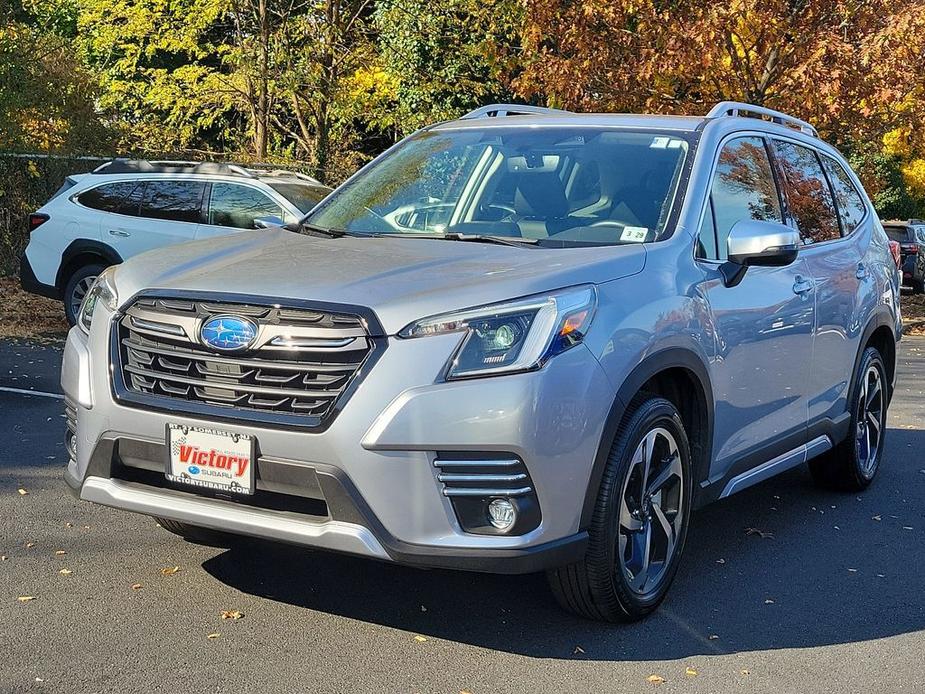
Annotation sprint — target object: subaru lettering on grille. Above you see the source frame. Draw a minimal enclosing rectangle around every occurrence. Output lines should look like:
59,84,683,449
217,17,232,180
199,315,258,352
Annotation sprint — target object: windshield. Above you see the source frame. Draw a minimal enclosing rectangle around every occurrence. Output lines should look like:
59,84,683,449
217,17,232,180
306,126,692,247
269,182,331,213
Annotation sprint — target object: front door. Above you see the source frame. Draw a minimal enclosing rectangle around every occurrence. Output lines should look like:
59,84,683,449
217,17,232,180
695,135,815,482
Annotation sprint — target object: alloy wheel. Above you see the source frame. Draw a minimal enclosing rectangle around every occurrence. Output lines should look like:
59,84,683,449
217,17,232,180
856,364,884,476
617,426,685,596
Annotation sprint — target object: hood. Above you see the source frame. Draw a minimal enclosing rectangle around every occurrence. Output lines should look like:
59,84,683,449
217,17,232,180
113,229,646,334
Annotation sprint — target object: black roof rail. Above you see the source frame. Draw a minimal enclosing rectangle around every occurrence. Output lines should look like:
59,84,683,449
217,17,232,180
90,159,322,184
460,103,571,119
706,101,818,138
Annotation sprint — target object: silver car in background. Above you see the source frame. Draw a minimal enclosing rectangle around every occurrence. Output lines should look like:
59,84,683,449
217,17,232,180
62,102,900,622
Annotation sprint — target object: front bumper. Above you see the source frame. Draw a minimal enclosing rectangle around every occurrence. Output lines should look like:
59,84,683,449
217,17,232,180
62,312,612,573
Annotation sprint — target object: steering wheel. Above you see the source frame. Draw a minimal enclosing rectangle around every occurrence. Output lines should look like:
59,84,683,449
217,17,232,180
482,203,517,221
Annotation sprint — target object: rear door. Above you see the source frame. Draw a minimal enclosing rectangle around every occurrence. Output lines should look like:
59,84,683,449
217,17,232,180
770,139,867,427
104,179,206,257
695,135,815,481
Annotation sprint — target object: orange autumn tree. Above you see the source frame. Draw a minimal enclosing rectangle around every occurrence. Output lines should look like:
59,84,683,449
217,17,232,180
515,0,925,199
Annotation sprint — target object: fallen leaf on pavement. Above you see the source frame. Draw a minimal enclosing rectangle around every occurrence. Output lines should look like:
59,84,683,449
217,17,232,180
716,558,726,564
131,583,143,590
872,515,882,521
207,633,220,639
708,634,719,640
745,527,774,539
764,599,774,604
220,610,244,620
54,550,65,556
573,645,585,654
685,667,698,677
161,566,180,576
18,596,36,602
1,555,7,561
17,488,28,496
413,635,427,642
646,674,666,685
25,542,35,548
740,669,750,676
903,526,913,531
58,568,72,576
848,568,858,572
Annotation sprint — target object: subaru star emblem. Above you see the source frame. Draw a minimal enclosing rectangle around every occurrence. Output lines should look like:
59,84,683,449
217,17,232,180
199,315,258,352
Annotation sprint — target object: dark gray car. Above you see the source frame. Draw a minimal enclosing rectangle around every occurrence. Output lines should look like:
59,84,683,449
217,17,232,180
884,219,925,292
62,102,901,622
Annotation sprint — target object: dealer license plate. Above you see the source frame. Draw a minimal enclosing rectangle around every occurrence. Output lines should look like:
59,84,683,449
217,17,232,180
166,424,255,495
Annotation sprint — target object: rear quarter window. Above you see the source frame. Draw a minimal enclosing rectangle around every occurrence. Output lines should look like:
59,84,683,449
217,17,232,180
821,156,867,235
76,182,143,215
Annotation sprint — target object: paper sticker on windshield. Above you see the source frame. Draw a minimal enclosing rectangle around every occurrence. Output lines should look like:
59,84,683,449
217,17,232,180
620,226,648,243
650,137,670,149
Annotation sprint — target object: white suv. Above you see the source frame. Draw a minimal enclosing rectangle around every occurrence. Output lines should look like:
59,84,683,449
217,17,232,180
19,160,331,324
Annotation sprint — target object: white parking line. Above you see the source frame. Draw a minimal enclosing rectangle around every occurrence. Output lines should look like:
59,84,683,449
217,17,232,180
0,386,64,400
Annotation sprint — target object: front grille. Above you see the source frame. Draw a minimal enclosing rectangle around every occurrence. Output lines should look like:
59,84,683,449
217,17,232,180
113,295,378,428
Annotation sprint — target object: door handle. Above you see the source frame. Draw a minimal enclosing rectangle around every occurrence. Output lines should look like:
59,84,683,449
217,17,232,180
856,263,869,280
792,276,814,295
108,229,130,237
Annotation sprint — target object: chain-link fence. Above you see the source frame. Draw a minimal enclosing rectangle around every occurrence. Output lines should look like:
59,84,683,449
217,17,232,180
0,154,110,275
0,153,314,276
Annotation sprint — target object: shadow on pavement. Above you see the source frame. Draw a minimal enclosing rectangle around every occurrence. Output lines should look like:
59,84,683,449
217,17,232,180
203,424,925,661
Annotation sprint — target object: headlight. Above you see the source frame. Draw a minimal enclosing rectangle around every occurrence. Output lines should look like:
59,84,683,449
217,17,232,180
399,286,597,379
77,266,119,334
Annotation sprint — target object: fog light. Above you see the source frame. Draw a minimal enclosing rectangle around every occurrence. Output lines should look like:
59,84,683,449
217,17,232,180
66,432,77,461
487,498,516,530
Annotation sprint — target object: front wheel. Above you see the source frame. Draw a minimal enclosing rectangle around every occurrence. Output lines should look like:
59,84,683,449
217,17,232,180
548,395,693,622
810,347,888,491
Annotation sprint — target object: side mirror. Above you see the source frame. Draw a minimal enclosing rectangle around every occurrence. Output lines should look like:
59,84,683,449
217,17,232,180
253,215,286,229
721,219,800,287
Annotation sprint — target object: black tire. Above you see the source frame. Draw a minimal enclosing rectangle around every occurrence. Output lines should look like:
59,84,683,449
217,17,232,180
154,517,231,545
913,277,925,295
63,263,106,326
810,347,888,491
548,395,693,622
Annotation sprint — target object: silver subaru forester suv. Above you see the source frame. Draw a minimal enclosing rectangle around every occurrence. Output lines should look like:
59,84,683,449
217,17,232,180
63,102,901,622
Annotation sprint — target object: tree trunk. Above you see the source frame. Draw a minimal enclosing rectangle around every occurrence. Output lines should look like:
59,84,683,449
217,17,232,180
254,0,270,159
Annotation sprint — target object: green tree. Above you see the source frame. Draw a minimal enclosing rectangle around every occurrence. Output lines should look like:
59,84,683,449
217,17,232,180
368,0,519,137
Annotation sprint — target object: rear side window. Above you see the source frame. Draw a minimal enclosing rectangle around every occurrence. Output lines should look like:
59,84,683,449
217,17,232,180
771,141,840,244
821,156,867,234
209,184,283,229
76,182,143,215
708,136,783,260
139,181,206,223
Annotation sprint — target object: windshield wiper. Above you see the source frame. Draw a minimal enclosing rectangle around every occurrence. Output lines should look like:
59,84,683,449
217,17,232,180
438,232,538,248
298,221,350,238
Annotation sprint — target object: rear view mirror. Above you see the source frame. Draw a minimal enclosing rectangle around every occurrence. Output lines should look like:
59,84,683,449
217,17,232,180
253,215,285,229
721,219,799,287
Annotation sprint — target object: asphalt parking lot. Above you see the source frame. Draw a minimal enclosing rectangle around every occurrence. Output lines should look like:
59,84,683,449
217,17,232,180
1,336,924,694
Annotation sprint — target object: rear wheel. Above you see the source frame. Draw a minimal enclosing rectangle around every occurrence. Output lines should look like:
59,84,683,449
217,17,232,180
63,263,105,326
810,347,887,491
548,395,692,622
913,277,925,294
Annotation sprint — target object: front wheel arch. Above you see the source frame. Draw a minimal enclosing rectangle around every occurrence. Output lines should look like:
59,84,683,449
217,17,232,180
580,348,714,528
